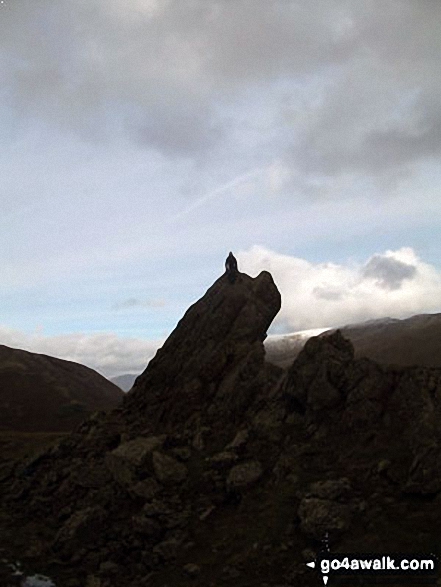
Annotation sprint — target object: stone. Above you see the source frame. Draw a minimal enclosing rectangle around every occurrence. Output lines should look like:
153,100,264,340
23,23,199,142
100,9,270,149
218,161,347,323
209,451,238,468
225,429,249,450
171,447,192,461
252,406,286,434
308,478,352,501
131,515,162,538
54,506,107,554
183,563,201,578
307,366,342,410
130,477,161,500
152,451,188,484
153,538,181,561
6,264,441,587
99,561,119,575
404,444,441,494
227,460,263,491
105,436,164,486
298,497,352,540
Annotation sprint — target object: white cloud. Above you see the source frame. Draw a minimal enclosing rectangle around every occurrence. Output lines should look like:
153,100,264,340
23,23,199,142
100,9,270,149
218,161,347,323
239,246,441,331
0,327,162,379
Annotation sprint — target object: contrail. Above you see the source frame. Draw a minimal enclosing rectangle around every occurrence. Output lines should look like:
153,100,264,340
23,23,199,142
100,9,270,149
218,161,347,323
170,168,263,223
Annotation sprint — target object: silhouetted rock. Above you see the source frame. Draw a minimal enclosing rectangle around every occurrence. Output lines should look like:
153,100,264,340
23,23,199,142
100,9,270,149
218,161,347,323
124,269,281,438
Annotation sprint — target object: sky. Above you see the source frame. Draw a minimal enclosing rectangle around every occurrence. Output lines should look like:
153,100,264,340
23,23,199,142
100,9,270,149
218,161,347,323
1,0,441,378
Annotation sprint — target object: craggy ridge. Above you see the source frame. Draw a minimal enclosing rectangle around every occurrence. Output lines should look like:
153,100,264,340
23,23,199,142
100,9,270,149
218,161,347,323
1,268,441,586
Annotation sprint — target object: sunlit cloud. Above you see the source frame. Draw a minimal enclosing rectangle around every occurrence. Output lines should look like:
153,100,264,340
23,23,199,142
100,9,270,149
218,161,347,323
239,246,441,332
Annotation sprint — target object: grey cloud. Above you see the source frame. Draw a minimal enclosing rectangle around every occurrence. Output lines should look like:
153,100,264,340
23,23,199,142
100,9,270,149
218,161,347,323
362,255,417,290
0,1,384,157
313,286,343,301
1,0,441,177
281,2,441,185
112,298,166,311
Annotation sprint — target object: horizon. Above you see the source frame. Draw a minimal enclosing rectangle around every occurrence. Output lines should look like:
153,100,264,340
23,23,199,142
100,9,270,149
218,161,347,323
1,1,441,377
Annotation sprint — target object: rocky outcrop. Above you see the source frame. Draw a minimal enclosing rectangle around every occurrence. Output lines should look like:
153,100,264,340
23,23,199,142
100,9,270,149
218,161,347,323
1,269,441,587
124,269,281,440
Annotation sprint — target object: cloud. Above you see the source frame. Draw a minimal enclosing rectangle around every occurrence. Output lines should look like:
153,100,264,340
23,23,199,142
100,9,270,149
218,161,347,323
239,246,441,331
362,254,417,290
2,0,441,185
0,327,163,379
111,298,166,311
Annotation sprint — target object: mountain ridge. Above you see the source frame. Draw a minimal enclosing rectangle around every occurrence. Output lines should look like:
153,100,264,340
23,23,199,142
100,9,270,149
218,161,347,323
265,312,441,369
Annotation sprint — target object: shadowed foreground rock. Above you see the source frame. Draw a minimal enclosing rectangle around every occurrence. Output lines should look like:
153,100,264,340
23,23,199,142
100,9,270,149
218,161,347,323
1,269,441,587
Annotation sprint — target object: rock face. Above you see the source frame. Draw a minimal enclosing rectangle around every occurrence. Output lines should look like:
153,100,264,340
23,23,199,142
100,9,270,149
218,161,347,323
124,269,281,436
0,345,123,432
1,268,441,587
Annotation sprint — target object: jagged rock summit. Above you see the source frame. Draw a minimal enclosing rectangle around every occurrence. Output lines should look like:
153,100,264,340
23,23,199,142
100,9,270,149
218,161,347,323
1,267,441,587
124,269,281,433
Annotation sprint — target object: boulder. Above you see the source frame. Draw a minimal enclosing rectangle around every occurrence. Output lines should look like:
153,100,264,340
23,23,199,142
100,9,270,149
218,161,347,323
54,506,107,556
308,478,352,501
105,436,164,486
152,451,188,485
227,460,263,491
298,497,352,540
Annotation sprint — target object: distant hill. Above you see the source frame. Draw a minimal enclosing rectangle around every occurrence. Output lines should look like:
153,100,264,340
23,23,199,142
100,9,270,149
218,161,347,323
265,313,441,369
110,373,138,392
337,313,441,368
0,344,124,432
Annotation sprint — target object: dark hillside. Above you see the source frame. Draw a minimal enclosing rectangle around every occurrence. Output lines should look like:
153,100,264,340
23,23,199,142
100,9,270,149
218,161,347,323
0,345,123,432
339,312,441,368
265,313,441,370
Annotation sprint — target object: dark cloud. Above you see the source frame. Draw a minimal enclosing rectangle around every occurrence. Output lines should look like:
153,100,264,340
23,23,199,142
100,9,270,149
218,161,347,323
362,255,417,290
